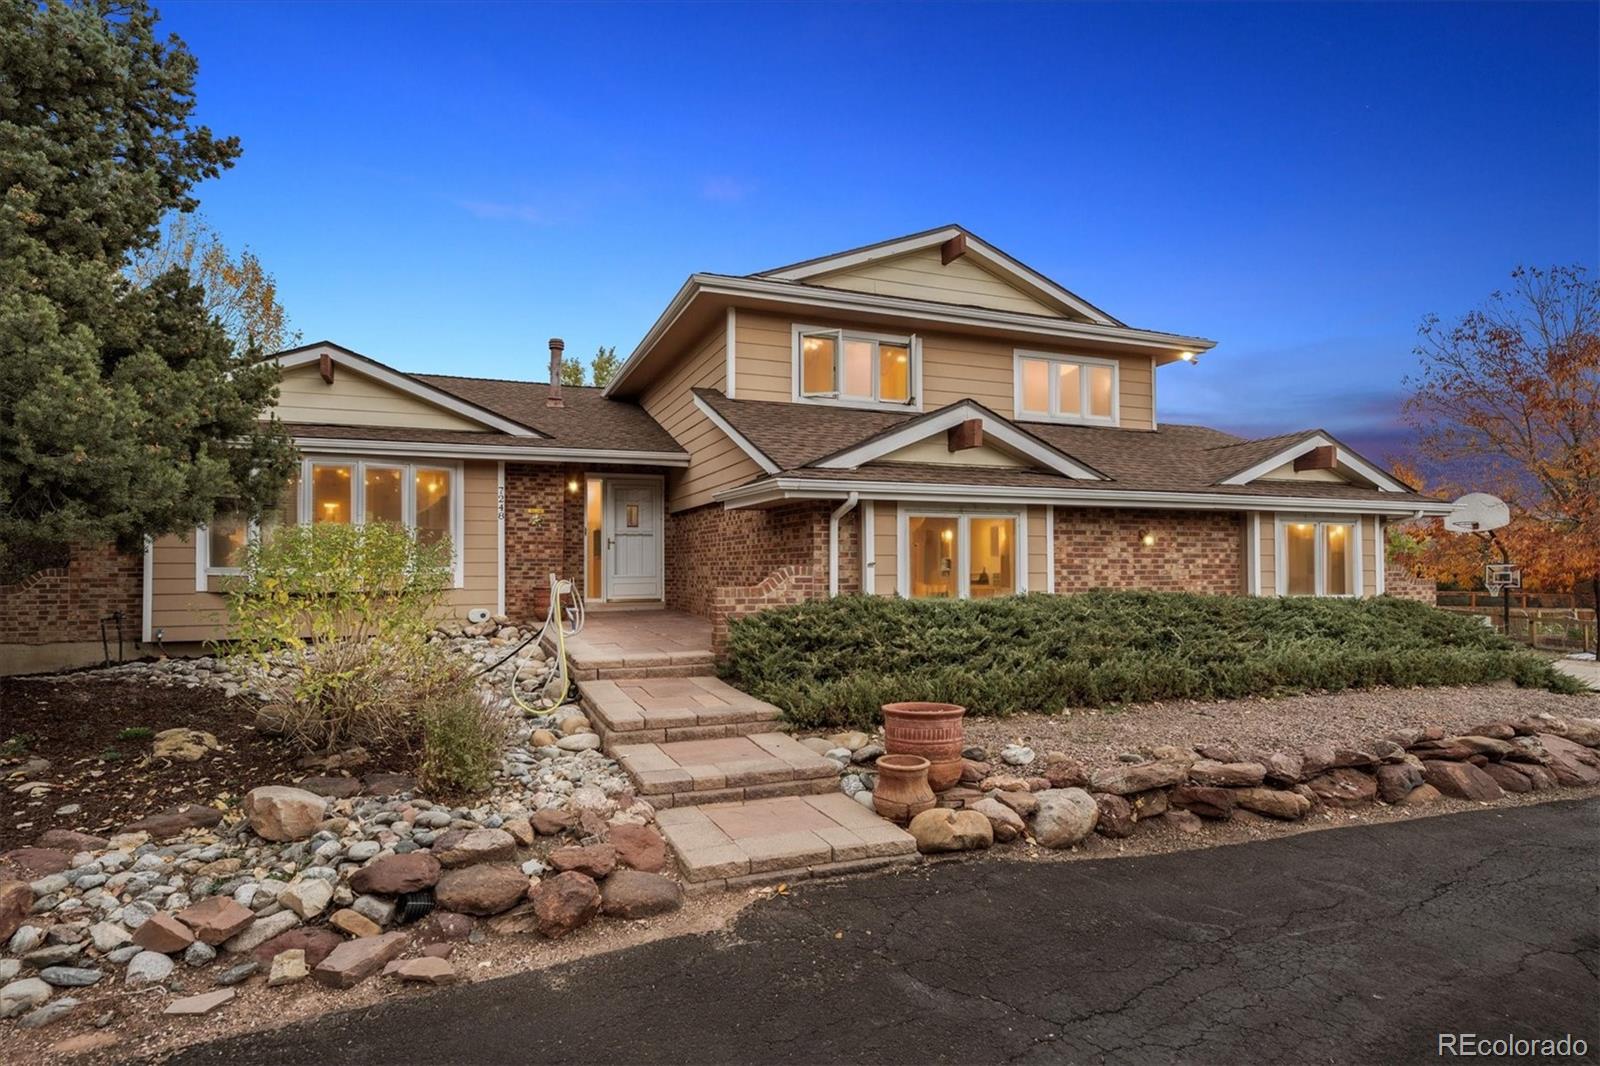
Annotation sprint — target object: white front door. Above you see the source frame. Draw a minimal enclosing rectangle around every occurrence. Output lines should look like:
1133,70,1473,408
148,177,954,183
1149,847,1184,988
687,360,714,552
604,479,662,601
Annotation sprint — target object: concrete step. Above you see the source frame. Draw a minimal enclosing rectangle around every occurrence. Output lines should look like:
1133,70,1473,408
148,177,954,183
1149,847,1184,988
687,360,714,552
612,732,838,808
579,676,782,746
656,793,919,892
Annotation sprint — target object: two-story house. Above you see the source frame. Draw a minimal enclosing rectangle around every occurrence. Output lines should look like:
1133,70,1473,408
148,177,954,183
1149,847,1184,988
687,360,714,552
81,225,1449,660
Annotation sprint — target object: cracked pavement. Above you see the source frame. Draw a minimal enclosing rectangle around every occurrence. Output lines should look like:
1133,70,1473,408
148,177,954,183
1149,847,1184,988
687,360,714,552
160,799,1600,1065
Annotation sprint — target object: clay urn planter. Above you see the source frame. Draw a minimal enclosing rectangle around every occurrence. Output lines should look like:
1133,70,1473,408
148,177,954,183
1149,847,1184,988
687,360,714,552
881,701,968,792
872,755,937,824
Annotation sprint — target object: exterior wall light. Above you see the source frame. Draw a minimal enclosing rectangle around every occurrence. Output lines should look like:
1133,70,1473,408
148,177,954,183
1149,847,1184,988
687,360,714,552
566,477,580,494
1140,531,1157,547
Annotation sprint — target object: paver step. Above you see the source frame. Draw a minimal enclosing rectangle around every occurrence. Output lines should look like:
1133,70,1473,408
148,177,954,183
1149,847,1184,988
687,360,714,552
612,732,837,808
579,676,782,746
656,793,919,892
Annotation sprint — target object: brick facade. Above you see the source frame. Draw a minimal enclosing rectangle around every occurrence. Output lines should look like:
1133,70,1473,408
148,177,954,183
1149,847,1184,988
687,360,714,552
1053,507,1245,596
0,544,143,646
1384,561,1438,604
503,464,572,622
665,501,862,648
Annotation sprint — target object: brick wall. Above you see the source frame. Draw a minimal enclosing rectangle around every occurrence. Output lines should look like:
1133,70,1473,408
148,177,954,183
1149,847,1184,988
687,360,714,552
1054,508,1245,595
666,501,862,647
0,544,143,646
504,464,570,622
1385,561,1438,604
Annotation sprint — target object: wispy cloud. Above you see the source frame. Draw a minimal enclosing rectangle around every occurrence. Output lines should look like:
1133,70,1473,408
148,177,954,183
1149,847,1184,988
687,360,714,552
457,200,548,224
701,176,754,203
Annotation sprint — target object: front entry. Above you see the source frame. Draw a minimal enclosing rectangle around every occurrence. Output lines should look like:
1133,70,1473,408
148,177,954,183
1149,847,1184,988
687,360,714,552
600,478,663,601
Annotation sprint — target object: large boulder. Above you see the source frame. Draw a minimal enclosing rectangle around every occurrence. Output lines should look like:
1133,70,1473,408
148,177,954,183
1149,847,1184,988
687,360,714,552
119,805,223,839
0,881,31,944
430,828,517,868
967,798,1027,843
243,787,327,842
1032,788,1099,848
34,830,108,852
599,871,683,919
1375,763,1424,804
1305,767,1378,807
1231,787,1312,820
1092,793,1135,838
349,852,441,895
175,897,255,946
0,848,70,882
435,863,528,916
1421,760,1504,802
548,843,617,879
1088,759,1188,796
1169,784,1235,820
608,825,669,873
1188,760,1266,788
1536,734,1600,787
531,872,602,937
311,932,407,989
251,927,344,969
908,809,994,854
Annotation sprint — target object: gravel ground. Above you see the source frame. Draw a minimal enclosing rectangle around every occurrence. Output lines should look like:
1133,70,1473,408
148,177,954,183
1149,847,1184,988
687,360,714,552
963,684,1600,767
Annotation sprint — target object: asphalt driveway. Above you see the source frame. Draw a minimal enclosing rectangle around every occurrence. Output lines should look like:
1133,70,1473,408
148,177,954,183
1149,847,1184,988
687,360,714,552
162,799,1600,1066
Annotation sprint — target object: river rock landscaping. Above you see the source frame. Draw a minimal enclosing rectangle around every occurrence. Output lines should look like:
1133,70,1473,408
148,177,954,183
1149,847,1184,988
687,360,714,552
0,619,684,1036
801,702,1600,856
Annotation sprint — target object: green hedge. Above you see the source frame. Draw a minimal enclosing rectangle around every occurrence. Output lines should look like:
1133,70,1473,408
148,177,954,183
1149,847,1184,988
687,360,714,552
721,592,1586,731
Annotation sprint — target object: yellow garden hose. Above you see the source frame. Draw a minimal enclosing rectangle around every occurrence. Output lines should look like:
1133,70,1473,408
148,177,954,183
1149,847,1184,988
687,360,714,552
510,574,584,716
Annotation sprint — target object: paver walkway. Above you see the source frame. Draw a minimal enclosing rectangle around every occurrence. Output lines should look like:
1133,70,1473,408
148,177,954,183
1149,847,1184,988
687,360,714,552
568,610,916,888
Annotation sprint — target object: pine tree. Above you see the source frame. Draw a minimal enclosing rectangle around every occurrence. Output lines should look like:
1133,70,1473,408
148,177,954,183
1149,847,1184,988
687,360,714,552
0,0,295,578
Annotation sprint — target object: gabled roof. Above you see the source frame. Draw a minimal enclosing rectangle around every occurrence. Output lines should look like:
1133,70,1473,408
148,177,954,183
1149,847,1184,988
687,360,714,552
754,224,1124,327
1209,430,1414,493
276,342,541,438
806,399,1106,481
417,374,685,455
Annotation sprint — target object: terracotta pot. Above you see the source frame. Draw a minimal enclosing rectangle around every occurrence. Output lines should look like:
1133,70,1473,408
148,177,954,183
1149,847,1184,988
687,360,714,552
881,701,967,792
872,754,936,824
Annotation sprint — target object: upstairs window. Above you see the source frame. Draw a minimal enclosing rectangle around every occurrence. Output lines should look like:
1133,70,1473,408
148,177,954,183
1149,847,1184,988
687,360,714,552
795,326,917,409
1015,352,1117,424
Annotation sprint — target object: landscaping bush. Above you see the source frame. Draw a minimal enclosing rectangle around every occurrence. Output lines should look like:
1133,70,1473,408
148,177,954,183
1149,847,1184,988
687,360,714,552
722,591,1587,730
225,522,456,751
416,662,511,798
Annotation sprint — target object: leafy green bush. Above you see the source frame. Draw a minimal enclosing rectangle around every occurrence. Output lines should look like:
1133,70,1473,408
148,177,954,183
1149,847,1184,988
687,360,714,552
417,664,510,799
225,522,454,751
722,592,1587,730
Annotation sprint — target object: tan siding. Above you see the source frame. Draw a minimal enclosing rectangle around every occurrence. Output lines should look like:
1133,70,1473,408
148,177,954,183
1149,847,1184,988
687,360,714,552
1362,515,1378,597
149,460,503,642
881,437,1026,467
874,501,898,596
1027,505,1048,593
731,311,791,402
1259,516,1278,596
808,247,1066,317
1259,460,1348,483
641,325,758,511
275,364,483,430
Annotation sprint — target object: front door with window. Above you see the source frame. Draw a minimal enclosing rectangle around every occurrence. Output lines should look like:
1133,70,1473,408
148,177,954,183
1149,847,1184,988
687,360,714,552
603,479,662,601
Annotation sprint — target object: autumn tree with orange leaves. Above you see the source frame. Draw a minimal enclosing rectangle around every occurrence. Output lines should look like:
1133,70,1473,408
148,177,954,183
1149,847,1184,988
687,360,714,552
1397,265,1600,655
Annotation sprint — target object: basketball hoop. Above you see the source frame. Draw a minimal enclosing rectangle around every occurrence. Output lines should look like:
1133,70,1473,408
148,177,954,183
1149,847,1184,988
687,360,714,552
1445,493,1510,533
1485,563,1521,592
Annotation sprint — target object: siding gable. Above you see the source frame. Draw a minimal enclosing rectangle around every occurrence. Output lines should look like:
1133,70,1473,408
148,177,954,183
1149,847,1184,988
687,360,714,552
804,246,1070,317
274,363,486,431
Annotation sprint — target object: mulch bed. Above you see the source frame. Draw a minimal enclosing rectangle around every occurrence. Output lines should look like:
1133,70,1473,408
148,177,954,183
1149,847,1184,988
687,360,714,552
0,674,414,850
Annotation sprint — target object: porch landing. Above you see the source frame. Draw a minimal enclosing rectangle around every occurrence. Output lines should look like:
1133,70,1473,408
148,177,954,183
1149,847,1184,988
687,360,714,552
556,609,715,679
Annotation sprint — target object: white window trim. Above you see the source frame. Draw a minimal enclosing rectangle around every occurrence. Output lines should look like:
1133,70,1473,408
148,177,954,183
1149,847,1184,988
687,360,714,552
791,322,922,412
197,456,467,592
895,506,1029,599
1013,350,1120,426
1273,515,1363,598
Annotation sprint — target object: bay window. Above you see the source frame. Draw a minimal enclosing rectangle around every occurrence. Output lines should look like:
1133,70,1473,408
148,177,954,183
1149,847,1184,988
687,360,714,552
796,325,916,408
903,511,1024,599
1278,517,1358,597
198,458,462,586
1015,351,1117,424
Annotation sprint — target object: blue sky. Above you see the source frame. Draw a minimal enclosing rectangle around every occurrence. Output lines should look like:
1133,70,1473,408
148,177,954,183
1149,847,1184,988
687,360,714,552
164,1,1598,459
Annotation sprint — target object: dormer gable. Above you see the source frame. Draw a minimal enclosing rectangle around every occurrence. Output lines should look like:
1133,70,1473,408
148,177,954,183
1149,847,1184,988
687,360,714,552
1213,432,1410,493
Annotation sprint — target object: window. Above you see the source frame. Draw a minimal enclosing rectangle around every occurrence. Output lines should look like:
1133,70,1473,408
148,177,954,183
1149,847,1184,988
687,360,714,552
1014,352,1118,424
795,326,917,408
903,511,1025,599
200,458,464,588
1279,518,1357,597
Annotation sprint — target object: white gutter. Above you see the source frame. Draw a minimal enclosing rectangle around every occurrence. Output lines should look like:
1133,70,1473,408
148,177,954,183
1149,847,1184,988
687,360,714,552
828,492,860,597
606,273,1218,398
288,437,690,467
715,477,1454,518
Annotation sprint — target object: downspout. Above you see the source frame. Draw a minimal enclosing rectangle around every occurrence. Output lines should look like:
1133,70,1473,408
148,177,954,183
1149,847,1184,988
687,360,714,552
828,493,860,598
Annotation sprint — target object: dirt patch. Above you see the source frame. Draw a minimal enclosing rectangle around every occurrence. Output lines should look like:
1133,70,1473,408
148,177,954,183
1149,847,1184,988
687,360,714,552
963,684,1600,768
0,675,413,849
